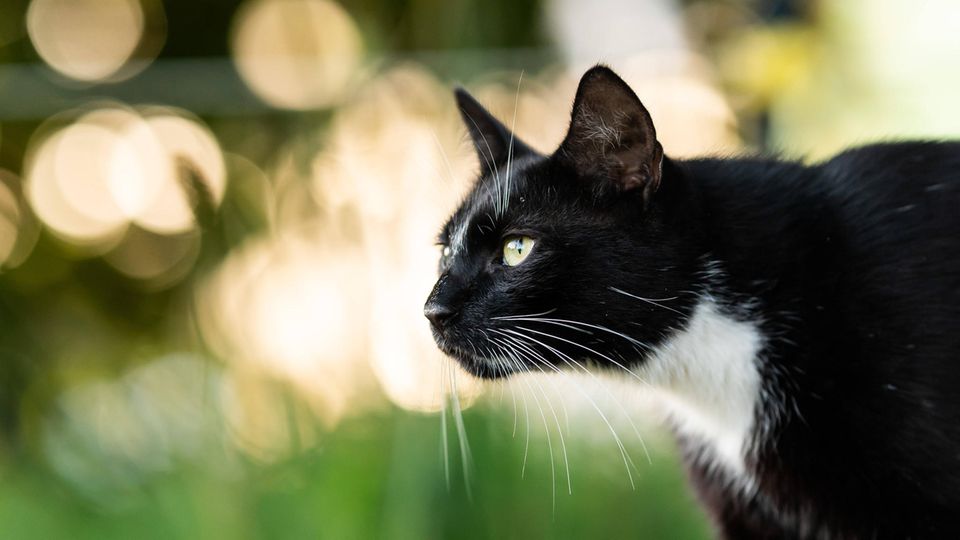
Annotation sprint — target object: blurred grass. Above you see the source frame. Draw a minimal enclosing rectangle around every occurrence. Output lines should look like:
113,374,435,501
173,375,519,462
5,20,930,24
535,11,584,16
0,406,710,539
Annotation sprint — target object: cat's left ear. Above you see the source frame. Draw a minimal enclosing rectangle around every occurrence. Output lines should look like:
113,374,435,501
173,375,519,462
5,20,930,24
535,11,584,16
454,87,535,175
558,66,664,205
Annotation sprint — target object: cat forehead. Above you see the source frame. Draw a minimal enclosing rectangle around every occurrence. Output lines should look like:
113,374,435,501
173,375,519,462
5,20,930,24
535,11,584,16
443,196,499,256
472,154,550,211
445,158,539,237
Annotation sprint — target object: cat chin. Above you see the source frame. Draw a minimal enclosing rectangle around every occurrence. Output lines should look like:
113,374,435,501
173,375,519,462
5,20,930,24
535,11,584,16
434,341,521,380
452,352,520,380
457,358,511,380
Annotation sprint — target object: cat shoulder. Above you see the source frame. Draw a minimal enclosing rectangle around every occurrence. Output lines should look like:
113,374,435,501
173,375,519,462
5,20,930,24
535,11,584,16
820,140,960,194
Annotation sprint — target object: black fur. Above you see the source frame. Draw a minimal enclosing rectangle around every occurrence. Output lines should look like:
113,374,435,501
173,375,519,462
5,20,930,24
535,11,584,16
424,66,960,538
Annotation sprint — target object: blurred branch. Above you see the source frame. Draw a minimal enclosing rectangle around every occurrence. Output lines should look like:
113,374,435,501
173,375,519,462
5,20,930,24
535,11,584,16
0,48,556,121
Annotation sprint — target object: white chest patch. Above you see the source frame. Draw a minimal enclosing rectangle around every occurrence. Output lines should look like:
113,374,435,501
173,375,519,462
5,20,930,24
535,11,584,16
638,297,765,479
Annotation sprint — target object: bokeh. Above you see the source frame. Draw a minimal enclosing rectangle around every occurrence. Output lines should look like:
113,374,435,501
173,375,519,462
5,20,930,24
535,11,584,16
1,0,959,538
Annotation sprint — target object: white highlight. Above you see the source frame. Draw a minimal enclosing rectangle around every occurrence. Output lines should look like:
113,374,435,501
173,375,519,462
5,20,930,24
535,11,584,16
639,298,764,479
450,221,469,257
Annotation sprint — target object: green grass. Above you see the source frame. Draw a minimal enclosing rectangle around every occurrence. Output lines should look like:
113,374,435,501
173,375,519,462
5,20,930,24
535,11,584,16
0,406,711,539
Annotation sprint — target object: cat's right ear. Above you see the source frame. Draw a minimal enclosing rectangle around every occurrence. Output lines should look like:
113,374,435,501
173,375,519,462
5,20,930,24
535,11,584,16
558,66,664,206
454,87,535,175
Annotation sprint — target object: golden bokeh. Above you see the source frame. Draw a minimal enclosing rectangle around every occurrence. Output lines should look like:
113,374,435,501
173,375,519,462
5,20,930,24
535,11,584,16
144,109,228,204
0,169,40,268
24,105,225,268
25,119,130,247
102,227,201,286
219,369,321,463
197,231,363,427
26,0,160,83
231,0,364,110
0,176,19,266
311,65,483,412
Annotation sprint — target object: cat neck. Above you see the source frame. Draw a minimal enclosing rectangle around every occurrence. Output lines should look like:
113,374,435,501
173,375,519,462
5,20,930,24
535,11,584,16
637,158,822,486
638,285,767,482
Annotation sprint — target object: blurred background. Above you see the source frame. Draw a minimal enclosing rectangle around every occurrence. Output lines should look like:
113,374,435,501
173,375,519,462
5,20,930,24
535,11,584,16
1,0,960,538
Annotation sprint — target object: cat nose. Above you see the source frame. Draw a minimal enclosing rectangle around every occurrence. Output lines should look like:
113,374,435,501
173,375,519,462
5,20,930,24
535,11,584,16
424,301,457,329
425,273,465,330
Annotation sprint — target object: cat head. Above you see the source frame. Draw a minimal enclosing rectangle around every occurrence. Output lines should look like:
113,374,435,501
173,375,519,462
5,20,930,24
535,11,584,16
424,66,703,379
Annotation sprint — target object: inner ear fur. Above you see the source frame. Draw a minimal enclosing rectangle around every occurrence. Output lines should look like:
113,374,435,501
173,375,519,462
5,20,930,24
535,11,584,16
558,66,663,205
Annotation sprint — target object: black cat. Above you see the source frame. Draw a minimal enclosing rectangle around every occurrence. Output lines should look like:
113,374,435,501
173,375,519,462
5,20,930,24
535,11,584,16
424,65,960,538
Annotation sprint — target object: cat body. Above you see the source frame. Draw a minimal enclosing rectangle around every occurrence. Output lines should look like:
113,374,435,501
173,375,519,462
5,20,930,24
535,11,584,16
424,66,960,538
663,146,960,538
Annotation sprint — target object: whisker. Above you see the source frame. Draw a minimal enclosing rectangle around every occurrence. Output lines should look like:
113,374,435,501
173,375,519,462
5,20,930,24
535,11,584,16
490,345,532,479
493,308,558,319
493,316,649,350
608,286,685,316
503,71,523,221
510,366,519,438
521,373,531,478
498,317,594,336
513,325,651,388
430,130,458,185
463,113,504,217
499,336,572,496
441,357,451,490
501,328,653,466
526,343,647,474
498,342,557,515
449,365,473,500
492,328,638,489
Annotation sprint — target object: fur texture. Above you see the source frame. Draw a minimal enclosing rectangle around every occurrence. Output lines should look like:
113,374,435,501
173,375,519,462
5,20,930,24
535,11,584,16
425,66,960,538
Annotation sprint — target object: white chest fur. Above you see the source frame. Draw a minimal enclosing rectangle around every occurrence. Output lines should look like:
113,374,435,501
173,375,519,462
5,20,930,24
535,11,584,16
639,298,765,479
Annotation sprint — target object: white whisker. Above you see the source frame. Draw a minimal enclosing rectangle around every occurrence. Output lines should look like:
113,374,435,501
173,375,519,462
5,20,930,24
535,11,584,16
608,286,685,316
493,328,638,489
510,368,519,438
503,71,523,220
499,336,573,496
519,364,556,514
501,328,653,466
493,315,650,351
441,358,451,490
494,308,557,319
514,325,651,387
449,366,473,499
463,113,505,217
430,130,458,185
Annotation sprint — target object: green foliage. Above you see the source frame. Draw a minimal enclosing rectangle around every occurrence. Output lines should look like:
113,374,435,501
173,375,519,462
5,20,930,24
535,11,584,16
0,408,710,539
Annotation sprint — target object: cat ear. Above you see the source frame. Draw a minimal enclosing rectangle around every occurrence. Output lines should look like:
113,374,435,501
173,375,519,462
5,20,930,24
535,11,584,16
454,87,535,175
558,66,664,204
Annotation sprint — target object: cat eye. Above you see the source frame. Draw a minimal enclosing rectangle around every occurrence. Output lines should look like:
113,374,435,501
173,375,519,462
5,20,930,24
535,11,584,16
502,236,536,266
438,245,453,272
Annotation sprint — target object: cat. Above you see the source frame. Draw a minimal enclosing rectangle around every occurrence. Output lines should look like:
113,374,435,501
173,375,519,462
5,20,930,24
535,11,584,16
423,65,960,538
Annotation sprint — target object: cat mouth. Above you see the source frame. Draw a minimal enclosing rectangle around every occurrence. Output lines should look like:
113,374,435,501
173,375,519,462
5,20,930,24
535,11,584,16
432,336,522,380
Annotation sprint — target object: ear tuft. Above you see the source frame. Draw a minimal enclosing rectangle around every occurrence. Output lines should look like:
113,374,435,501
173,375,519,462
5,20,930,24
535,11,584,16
454,87,534,175
559,66,663,204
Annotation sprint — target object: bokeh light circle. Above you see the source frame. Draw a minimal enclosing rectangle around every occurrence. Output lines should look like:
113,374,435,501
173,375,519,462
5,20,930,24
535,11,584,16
0,178,19,266
197,232,363,426
26,0,154,83
103,227,201,287
310,66,483,412
24,104,226,256
231,0,364,110
25,122,130,246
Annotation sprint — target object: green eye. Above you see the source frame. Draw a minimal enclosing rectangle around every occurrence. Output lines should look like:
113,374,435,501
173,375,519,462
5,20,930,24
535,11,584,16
502,236,536,266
